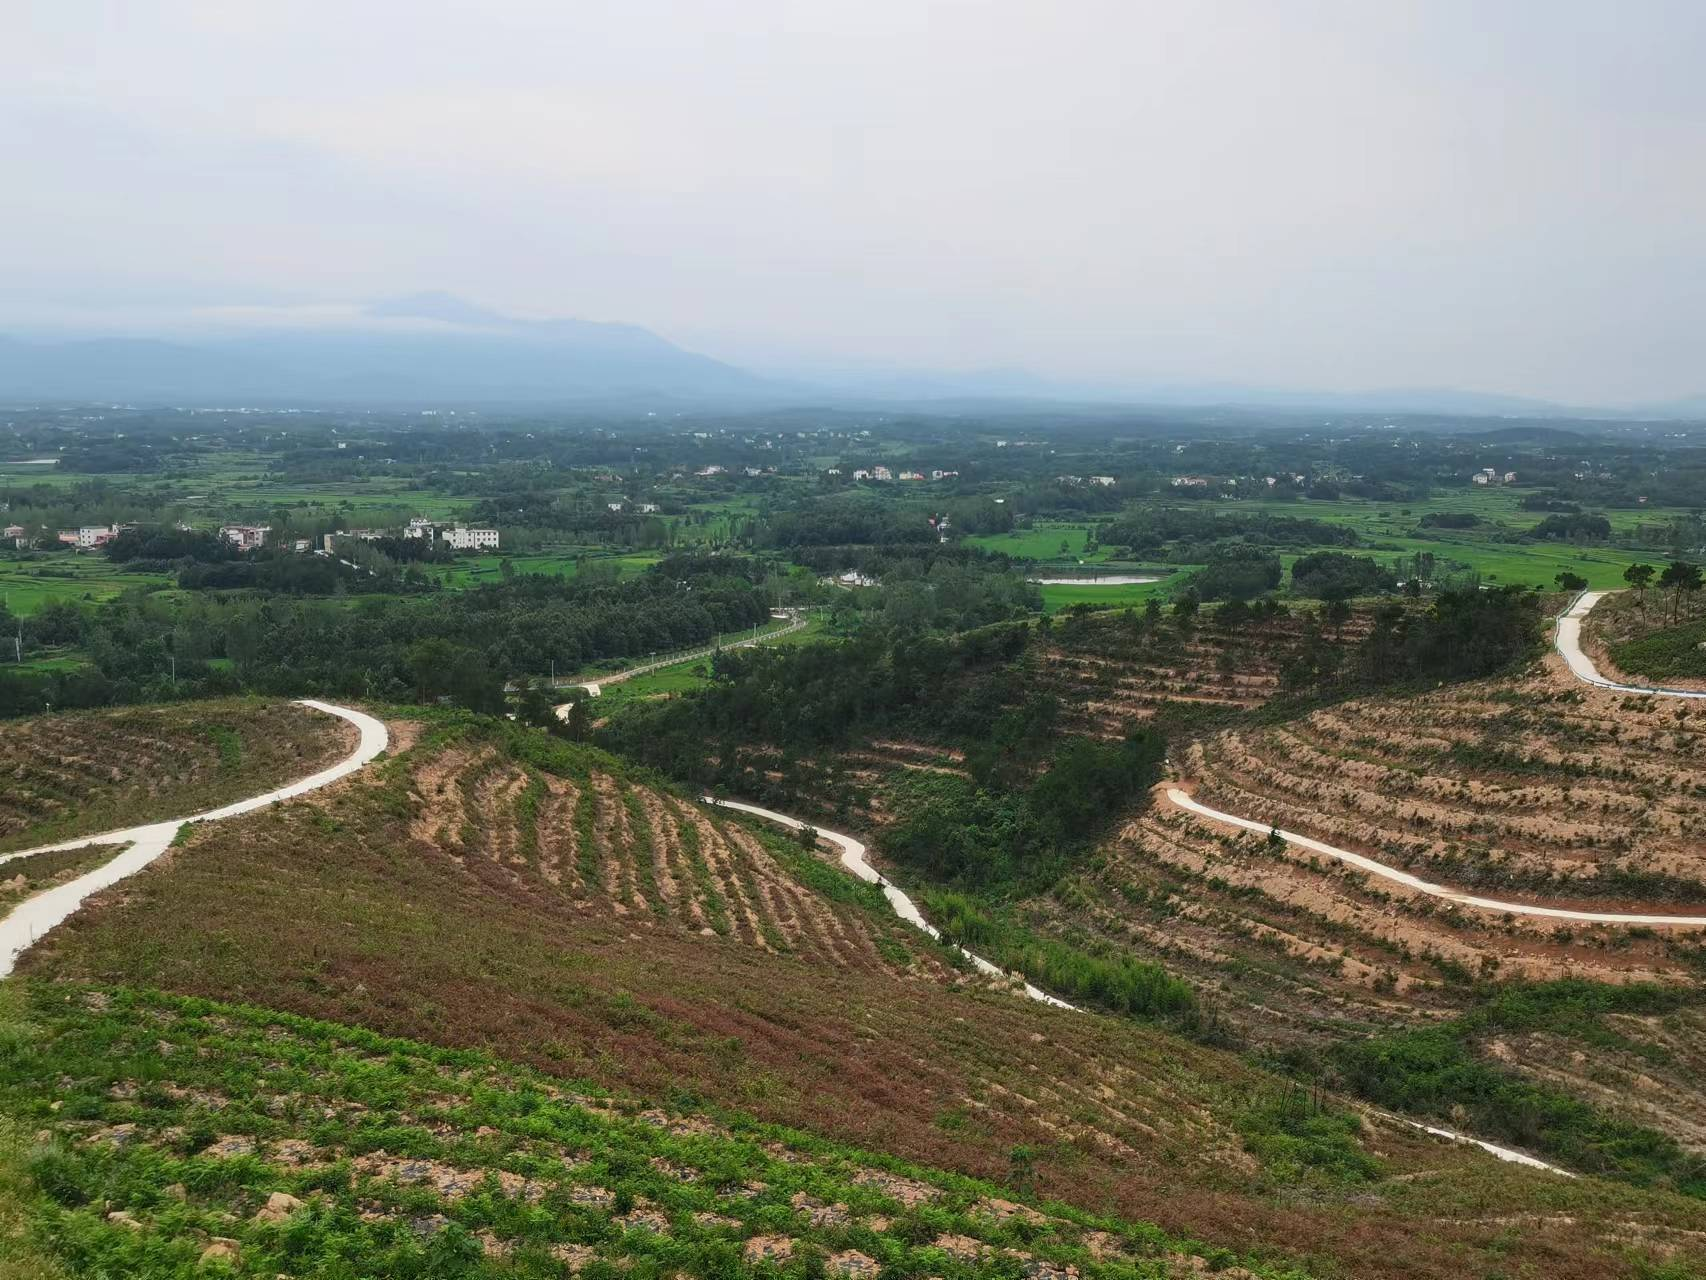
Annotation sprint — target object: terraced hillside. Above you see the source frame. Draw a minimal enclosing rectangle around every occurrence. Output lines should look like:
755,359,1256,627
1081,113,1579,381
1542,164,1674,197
1036,606,1374,735
691,607,1375,834
400,734,923,967
0,699,354,852
992,656,1706,1176
18,711,1706,1280
1111,668,1706,1021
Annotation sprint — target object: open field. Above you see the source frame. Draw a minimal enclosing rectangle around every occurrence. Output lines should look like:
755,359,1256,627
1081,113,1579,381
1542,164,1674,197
1173,492,1687,589
0,556,171,615
585,615,832,715
18,710,1706,1278
0,699,353,852
433,552,661,589
1037,576,1180,612
967,523,1118,563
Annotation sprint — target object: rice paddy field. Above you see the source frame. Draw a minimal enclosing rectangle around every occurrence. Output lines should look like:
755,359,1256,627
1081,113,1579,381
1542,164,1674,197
0,555,171,614
1179,490,1694,590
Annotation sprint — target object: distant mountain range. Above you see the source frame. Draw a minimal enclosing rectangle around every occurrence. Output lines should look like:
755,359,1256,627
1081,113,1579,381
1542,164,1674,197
0,294,770,405
0,292,1701,420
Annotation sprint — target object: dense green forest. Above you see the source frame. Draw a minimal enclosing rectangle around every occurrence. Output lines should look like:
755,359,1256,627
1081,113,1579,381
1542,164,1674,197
0,557,772,716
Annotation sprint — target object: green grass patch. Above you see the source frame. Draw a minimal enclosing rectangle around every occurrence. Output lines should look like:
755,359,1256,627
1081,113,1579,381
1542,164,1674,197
0,982,1315,1280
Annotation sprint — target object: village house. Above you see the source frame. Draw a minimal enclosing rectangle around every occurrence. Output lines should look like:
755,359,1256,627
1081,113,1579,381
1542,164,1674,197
219,524,270,551
443,526,499,551
59,524,129,549
4,524,26,549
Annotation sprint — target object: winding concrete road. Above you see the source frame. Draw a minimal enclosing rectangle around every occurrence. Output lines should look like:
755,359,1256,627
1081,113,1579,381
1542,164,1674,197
701,801,1568,1173
1167,591,1706,926
1557,590,1706,698
0,700,388,977
705,592,1706,1175
701,797,1075,1009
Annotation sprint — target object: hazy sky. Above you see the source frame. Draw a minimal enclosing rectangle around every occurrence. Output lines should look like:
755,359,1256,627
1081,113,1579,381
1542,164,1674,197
4,1,1704,403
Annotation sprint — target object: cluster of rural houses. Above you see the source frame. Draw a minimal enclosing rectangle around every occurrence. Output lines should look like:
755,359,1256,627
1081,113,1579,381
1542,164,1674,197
5,517,499,555
340,517,499,549
825,466,960,482
1471,467,1519,486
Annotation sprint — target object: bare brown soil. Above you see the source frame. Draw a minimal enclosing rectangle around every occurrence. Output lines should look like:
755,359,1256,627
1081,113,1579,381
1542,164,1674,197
0,698,354,851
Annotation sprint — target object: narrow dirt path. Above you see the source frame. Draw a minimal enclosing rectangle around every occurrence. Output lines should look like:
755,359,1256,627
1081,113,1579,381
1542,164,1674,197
0,700,389,976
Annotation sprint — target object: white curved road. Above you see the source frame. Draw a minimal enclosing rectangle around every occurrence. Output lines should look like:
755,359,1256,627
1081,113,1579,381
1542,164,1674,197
0,700,388,977
705,592,1706,1175
1556,590,1706,698
1167,592,1706,927
702,800,1567,1173
701,797,1075,1010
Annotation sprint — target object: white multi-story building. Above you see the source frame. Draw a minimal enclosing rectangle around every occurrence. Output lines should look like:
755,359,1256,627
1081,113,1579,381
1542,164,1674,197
443,526,500,551
219,524,270,550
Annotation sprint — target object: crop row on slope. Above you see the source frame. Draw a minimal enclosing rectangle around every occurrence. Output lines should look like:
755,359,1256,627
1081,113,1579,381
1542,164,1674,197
17,710,1706,1280
0,983,1312,1280
0,698,353,852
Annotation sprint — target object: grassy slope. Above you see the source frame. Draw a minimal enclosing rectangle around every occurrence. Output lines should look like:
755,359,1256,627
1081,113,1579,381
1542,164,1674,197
0,982,1314,1280
16,712,1706,1280
1587,591,1706,683
0,699,354,852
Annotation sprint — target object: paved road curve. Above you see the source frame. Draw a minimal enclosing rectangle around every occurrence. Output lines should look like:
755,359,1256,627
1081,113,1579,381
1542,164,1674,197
701,803,1568,1172
1556,590,1706,698
1169,591,1706,926
0,700,389,976
701,797,1075,1010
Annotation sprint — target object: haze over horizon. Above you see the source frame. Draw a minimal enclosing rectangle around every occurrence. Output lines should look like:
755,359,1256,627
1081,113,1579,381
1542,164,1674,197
5,1,1706,405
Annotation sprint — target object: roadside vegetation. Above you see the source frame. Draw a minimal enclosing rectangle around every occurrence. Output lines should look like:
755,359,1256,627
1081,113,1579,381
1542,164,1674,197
0,699,350,852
